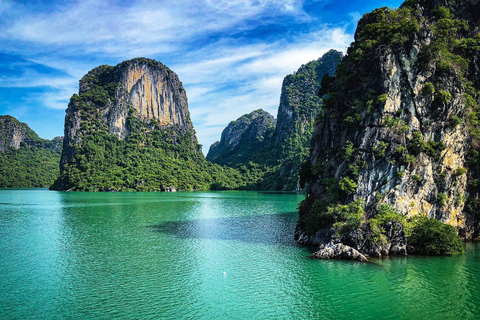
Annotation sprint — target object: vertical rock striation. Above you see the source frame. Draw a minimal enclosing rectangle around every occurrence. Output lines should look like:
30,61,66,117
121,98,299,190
298,0,480,259
61,58,195,171
269,49,344,190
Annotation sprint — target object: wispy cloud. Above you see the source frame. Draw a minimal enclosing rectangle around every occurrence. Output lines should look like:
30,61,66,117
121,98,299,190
0,0,357,153
2,0,309,57
172,26,350,152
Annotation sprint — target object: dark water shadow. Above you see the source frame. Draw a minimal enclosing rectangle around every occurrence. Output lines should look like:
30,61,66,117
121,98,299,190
149,212,301,247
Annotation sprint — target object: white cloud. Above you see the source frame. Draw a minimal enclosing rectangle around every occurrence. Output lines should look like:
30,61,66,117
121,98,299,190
172,26,350,153
2,0,308,58
0,0,354,154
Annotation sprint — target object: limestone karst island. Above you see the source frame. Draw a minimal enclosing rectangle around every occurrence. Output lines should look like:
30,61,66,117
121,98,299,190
1,0,480,319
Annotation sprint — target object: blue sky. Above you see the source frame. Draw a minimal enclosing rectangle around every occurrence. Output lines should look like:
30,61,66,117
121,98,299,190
0,0,403,154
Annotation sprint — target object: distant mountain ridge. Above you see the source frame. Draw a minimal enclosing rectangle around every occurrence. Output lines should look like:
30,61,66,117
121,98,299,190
207,50,344,191
0,115,62,187
207,109,276,167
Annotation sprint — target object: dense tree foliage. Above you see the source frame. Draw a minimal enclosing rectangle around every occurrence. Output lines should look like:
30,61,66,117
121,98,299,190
52,113,258,191
0,116,61,188
0,143,61,188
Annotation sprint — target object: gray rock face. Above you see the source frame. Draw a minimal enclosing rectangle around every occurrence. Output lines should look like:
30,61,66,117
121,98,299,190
313,241,368,262
207,50,343,190
0,115,35,152
300,0,480,258
107,60,191,139
273,50,343,153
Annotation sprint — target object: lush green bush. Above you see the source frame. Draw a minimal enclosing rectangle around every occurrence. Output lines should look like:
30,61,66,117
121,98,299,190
343,141,356,161
421,82,435,95
384,116,409,134
368,204,410,244
409,215,464,255
454,167,466,176
407,131,425,155
377,94,388,104
298,198,365,235
404,154,416,165
434,90,452,107
449,115,462,127
412,174,422,182
339,176,357,194
438,193,448,206
373,141,389,157
328,199,366,235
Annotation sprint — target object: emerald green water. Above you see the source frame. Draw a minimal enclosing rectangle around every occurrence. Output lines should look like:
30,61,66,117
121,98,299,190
0,190,479,319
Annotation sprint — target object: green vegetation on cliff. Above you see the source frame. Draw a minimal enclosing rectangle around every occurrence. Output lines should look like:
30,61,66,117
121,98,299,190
298,0,479,257
0,115,62,188
207,109,276,167
52,58,258,191
53,111,253,191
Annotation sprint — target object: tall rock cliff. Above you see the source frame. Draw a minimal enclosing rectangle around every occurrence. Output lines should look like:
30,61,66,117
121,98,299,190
297,0,480,259
52,58,247,191
268,49,344,190
0,115,62,187
207,50,343,191
206,109,275,167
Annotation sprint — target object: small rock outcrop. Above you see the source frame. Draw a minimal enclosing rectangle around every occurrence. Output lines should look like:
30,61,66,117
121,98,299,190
313,242,368,262
206,110,275,167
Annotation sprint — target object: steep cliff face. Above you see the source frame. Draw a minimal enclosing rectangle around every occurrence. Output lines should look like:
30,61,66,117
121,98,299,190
273,50,344,153
0,115,38,152
53,58,247,191
298,0,480,259
0,115,62,187
206,110,275,167
269,49,344,190
108,60,191,138
207,50,343,191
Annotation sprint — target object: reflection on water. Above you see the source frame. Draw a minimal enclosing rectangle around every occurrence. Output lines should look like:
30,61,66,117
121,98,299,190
0,190,479,319
150,212,299,245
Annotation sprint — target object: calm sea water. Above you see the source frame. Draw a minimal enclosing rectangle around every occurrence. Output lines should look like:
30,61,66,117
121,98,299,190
0,189,479,319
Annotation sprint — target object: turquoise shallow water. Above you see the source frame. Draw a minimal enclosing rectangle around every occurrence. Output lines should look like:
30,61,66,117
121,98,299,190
0,189,479,319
